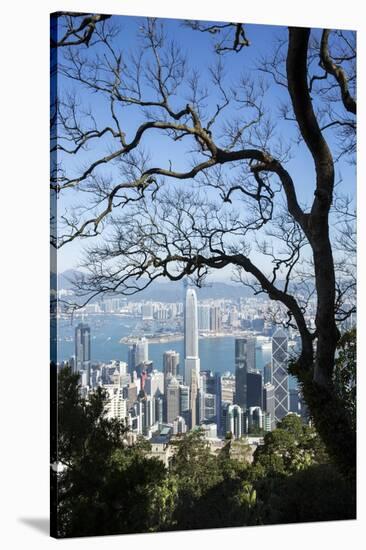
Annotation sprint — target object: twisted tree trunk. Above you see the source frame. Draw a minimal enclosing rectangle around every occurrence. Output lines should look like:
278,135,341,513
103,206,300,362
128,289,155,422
286,28,355,477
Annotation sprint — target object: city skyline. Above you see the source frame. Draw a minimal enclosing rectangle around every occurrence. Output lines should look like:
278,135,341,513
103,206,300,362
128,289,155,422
62,284,302,444
50,11,356,537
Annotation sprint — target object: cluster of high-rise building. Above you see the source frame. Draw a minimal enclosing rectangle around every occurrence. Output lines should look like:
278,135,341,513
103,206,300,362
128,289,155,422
63,291,316,336
197,303,222,333
230,330,292,437
66,288,307,446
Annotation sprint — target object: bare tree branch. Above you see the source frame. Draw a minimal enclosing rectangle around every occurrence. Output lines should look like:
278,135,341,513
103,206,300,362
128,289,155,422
51,12,112,48
184,21,250,53
320,29,356,114
52,19,356,473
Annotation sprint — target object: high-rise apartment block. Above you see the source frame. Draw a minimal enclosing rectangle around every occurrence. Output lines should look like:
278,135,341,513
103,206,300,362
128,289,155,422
198,304,211,332
210,305,222,333
104,385,127,421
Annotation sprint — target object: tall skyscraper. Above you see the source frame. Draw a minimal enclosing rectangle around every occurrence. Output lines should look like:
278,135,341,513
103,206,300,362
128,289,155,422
184,288,200,383
263,382,276,430
142,395,155,431
75,323,91,384
190,368,199,428
179,384,190,423
222,403,243,439
128,401,143,434
144,370,164,398
104,386,127,421
214,373,222,431
235,338,248,411
125,383,138,409
248,406,263,432
173,416,187,435
128,337,148,374
198,391,216,423
229,306,240,328
163,350,180,378
210,305,222,333
221,373,235,404
246,337,257,371
272,328,289,423
198,304,211,332
155,396,164,426
247,370,263,409
166,377,180,424
200,370,216,393
263,362,272,385
184,288,201,428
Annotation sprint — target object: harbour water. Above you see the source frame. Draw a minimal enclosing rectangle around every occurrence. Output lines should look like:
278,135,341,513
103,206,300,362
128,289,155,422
57,314,272,375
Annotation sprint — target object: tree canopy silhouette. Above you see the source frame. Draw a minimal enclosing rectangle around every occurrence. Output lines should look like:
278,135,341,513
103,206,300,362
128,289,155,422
51,15,356,474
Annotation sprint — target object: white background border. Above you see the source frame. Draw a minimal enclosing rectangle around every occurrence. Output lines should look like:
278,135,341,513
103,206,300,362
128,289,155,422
1,1,364,548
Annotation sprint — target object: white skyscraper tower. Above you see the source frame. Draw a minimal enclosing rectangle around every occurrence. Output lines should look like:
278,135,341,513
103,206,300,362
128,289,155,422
184,288,200,388
184,288,200,428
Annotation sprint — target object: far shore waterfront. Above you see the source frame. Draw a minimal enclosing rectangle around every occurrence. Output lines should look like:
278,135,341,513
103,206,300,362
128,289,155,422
119,331,274,345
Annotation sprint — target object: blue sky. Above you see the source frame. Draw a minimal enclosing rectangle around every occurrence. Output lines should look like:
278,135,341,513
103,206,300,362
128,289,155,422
54,14,356,281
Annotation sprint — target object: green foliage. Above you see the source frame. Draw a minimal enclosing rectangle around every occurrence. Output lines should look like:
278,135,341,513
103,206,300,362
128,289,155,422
247,428,265,437
254,414,328,476
170,428,220,494
252,417,354,525
148,476,179,531
56,367,126,467
334,328,356,431
53,368,355,537
169,430,258,530
55,367,169,537
169,429,223,528
289,329,356,478
219,436,252,465
258,464,356,524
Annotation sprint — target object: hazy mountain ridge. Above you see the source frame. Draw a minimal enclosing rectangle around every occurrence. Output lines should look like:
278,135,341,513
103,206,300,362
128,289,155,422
53,270,316,303
53,270,254,302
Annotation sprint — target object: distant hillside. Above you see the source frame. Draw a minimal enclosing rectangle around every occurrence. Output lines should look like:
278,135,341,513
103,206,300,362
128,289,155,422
54,270,254,302
53,269,315,303
126,280,253,302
